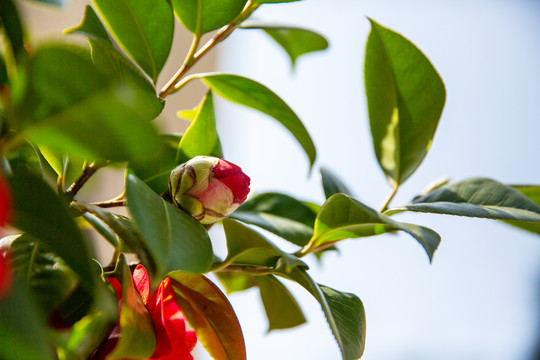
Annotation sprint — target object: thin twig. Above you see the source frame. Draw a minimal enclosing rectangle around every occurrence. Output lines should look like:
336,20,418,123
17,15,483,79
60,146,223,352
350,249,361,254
65,162,101,201
380,185,399,213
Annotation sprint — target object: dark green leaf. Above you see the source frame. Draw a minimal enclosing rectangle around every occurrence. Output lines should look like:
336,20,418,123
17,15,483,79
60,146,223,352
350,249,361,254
240,21,328,67
20,45,161,162
172,0,247,34
4,234,78,315
312,194,440,261
221,219,307,273
66,6,164,119
92,0,174,82
109,256,156,360
169,272,246,360
216,272,257,294
0,277,54,360
255,275,306,331
176,91,223,164
506,185,540,235
285,268,366,360
0,0,27,59
7,169,96,292
201,74,316,169
320,167,353,199
231,192,317,247
126,174,213,282
128,134,181,194
5,141,43,175
365,19,445,186
390,178,540,223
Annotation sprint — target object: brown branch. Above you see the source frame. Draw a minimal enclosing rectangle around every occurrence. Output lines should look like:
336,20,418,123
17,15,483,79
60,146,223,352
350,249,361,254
65,162,101,201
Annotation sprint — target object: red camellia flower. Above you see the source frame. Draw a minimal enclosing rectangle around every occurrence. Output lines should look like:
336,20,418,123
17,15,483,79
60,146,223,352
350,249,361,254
169,156,251,224
94,265,196,360
0,253,11,299
0,174,12,298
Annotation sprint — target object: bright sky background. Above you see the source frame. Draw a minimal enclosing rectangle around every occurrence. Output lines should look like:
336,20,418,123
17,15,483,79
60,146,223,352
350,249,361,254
194,1,540,359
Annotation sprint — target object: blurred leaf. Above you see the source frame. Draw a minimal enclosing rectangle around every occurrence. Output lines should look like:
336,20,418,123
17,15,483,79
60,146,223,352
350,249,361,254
172,0,247,34
82,212,120,249
320,167,352,199
0,277,54,360
25,0,65,6
286,268,366,360
20,45,161,162
221,219,307,273
92,0,174,82
240,21,328,67
7,169,96,292
389,178,540,223
126,174,213,282
365,19,445,186
177,91,223,164
6,141,43,175
109,256,156,360
312,194,440,261
128,134,181,194
507,185,540,235
253,0,301,3
66,6,164,118
255,275,306,331
5,234,78,315
201,73,316,170
169,272,246,360
39,146,86,188
216,272,256,294
0,0,27,59
177,106,199,121
231,192,316,247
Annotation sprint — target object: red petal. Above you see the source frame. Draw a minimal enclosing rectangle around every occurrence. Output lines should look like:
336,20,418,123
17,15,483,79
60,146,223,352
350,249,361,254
0,175,11,226
133,264,151,305
212,160,250,204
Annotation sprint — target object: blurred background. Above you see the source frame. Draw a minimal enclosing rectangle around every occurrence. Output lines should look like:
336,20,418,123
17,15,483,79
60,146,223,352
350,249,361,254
20,0,540,359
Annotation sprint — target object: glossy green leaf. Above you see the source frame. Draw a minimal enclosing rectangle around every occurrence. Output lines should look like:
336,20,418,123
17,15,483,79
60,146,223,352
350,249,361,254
389,178,540,223
109,256,156,360
172,0,247,34
286,268,366,360
169,272,246,360
231,192,316,247
92,0,174,82
59,281,118,360
221,219,307,273
216,272,257,294
365,19,445,186
126,174,213,281
6,169,96,292
320,167,353,199
240,21,328,67
312,194,440,261
0,276,54,360
20,45,161,162
255,275,306,331
4,234,78,315
66,6,164,119
128,134,182,194
177,91,223,164
506,185,540,235
201,74,316,169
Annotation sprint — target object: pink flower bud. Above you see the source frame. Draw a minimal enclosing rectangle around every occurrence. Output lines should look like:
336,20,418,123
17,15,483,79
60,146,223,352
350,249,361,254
169,156,250,225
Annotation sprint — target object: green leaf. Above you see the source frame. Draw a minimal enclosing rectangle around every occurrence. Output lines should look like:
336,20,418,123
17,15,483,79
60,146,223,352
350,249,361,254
255,275,306,331
0,277,55,360
126,174,213,282
176,91,223,164
506,185,540,235
26,0,64,6
365,19,445,186
0,0,27,59
4,234,78,315
312,194,440,261
389,178,540,223
5,141,43,176
91,0,174,82
231,192,317,247
169,272,246,360
200,73,316,169
240,21,328,67
320,167,353,199
20,45,161,162
108,256,156,360
221,219,307,273
216,272,257,294
253,0,301,3
172,0,247,34
285,268,366,360
6,169,96,292
65,6,164,119
39,146,86,188
128,134,182,194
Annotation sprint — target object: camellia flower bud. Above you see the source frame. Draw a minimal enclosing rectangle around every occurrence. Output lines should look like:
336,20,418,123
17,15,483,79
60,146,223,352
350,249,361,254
169,156,250,225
